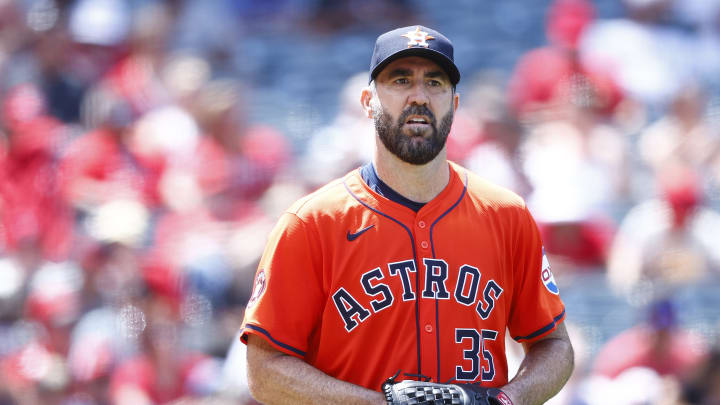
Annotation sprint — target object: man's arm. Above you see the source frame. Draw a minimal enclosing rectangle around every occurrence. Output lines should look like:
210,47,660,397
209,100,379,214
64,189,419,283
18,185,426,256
501,322,574,405
246,334,386,405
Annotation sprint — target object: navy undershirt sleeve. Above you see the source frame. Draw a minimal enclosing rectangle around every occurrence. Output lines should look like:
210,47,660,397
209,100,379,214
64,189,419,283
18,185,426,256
360,162,426,212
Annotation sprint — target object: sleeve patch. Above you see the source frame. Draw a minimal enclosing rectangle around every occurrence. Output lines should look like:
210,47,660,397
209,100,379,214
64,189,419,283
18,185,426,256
247,270,267,308
541,248,559,295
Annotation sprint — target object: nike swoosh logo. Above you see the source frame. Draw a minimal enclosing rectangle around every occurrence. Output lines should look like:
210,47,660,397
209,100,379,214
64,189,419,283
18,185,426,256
347,225,375,241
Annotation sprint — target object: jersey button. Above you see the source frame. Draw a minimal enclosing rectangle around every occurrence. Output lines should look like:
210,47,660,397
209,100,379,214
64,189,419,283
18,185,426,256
418,220,426,229
425,324,433,333
420,241,429,249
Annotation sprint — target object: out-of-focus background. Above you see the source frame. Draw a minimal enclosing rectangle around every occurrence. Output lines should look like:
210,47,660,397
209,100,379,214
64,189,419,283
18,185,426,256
1,0,720,404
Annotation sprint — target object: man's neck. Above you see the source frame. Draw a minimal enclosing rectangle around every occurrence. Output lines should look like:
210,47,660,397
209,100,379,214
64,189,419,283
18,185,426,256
373,145,450,203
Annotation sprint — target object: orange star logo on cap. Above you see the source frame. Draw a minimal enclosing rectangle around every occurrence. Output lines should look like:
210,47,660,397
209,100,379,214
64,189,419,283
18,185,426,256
402,26,435,48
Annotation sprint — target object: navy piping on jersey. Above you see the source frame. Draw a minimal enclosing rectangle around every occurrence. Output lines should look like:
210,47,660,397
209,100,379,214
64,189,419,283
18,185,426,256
513,308,566,342
429,171,468,258
435,296,441,381
243,324,306,357
361,162,426,212
428,170,468,381
343,178,424,376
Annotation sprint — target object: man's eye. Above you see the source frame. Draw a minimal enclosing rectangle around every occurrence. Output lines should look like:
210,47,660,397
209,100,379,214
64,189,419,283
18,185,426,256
427,80,442,87
394,78,410,85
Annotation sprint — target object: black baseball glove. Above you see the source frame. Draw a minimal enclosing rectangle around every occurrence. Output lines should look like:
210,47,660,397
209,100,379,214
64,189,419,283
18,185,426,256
381,373,514,405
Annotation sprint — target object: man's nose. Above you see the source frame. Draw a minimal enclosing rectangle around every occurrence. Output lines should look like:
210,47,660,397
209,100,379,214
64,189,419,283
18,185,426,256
407,82,430,106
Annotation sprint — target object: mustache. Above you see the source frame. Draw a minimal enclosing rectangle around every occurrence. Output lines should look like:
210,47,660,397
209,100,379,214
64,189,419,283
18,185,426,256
397,105,436,126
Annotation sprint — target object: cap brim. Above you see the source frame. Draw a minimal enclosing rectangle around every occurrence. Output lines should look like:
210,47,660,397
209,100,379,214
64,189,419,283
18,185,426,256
370,48,460,85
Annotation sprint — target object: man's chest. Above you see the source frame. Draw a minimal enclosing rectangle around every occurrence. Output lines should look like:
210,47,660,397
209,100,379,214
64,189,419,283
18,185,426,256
320,214,514,332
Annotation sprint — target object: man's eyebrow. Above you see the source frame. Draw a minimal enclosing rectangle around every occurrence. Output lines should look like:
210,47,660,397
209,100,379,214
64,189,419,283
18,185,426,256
386,68,413,77
425,71,449,80
385,68,449,80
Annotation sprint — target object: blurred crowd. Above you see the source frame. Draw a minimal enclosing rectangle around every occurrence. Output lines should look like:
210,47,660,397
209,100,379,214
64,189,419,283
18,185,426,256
1,0,720,404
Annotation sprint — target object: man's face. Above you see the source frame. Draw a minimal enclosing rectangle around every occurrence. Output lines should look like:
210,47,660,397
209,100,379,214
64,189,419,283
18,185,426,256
369,56,458,165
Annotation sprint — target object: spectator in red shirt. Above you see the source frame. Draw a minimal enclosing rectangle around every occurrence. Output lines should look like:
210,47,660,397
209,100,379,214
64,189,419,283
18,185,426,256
592,298,708,380
0,83,74,261
60,85,164,215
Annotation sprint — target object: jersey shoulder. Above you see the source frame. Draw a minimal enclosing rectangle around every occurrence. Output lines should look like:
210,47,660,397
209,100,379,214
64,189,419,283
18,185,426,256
451,162,527,211
285,170,358,221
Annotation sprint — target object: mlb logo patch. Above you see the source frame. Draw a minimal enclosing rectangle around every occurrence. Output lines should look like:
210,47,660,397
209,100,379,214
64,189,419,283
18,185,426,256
248,270,267,307
541,248,559,295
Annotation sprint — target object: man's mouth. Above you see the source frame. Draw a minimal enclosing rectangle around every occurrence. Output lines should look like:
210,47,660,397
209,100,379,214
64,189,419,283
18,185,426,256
404,115,431,130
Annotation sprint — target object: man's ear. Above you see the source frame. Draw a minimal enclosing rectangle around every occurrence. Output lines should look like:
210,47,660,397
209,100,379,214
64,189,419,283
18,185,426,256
361,87,374,119
453,92,460,113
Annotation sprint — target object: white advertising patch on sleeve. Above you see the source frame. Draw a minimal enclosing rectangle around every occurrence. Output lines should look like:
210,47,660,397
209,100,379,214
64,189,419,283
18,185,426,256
541,248,559,295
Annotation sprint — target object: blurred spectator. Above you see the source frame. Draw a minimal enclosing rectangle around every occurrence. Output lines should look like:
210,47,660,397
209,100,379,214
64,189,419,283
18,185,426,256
299,72,374,188
591,298,708,380
100,1,179,117
59,84,159,248
606,164,720,296
518,72,627,271
108,294,213,405
0,1,84,124
507,0,623,122
0,83,74,261
0,259,85,405
463,71,530,197
578,0,697,110
62,242,143,404
505,0,629,272
138,77,291,366
638,84,720,193
141,75,289,285
186,78,291,218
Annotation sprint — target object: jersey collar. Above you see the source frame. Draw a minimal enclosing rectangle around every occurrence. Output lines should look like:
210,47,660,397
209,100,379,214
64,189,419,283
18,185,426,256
344,161,468,221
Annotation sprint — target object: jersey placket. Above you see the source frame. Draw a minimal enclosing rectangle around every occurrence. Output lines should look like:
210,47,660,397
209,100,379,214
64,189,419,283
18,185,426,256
414,214,440,381
422,172,468,383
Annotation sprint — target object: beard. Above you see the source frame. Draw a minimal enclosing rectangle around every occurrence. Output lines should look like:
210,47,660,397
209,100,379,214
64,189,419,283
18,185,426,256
374,102,454,165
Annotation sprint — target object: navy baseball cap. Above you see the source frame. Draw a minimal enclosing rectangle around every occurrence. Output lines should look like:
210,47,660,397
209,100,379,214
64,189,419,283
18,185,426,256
369,26,460,86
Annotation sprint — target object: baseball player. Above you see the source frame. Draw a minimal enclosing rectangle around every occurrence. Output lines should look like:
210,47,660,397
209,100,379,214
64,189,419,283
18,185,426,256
241,26,574,405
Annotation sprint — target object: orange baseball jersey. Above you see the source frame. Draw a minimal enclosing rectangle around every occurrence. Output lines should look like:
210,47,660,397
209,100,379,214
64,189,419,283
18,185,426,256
241,161,565,391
